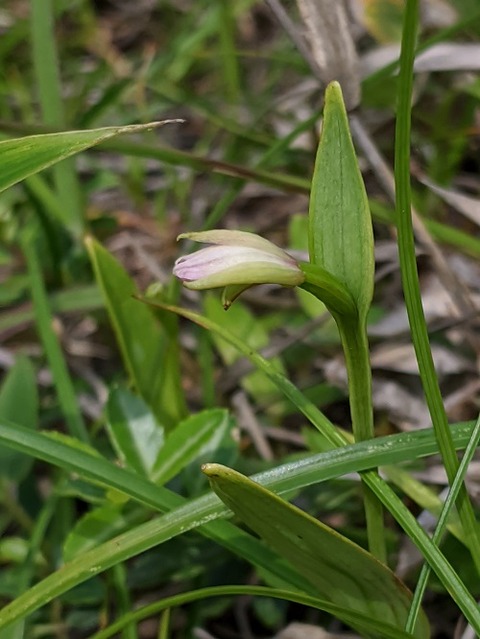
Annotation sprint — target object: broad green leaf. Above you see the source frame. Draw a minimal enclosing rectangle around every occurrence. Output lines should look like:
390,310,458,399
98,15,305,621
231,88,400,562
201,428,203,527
204,463,429,639
309,82,374,318
0,121,179,195
85,237,185,428
106,387,164,477
151,408,233,486
0,357,38,481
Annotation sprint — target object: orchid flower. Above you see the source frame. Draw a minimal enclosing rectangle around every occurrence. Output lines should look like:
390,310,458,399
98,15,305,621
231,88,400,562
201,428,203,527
173,230,305,308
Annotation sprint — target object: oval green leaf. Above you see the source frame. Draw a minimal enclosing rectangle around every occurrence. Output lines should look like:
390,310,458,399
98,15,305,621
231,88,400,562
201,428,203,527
204,463,429,638
106,387,164,477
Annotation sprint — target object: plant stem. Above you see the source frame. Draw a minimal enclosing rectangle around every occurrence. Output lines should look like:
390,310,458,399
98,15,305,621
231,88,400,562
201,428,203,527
300,266,386,561
339,321,386,563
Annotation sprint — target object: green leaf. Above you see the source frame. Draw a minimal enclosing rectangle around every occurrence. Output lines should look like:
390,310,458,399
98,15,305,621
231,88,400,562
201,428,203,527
0,416,479,632
308,81,374,317
90,585,417,639
151,408,233,486
0,357,38,481
0,121,179,196
204,463,429,638
106,387,164,477
85,237,185,428
63,504,142,562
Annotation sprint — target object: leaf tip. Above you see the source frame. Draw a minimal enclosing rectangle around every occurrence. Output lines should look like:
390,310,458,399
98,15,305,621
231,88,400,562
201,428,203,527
202,462,225,478
325,81,345,107
83,235,97,256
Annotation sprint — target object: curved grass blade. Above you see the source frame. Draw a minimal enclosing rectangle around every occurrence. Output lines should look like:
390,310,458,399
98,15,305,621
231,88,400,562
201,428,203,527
0,416,479,631
90,585,416,639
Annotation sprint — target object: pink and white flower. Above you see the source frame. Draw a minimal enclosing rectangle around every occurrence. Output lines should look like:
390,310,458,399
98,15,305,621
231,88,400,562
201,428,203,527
173,230,304,307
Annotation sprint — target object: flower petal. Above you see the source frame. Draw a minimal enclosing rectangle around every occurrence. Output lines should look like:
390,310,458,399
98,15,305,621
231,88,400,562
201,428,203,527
173,245,297,284
177,230,293,261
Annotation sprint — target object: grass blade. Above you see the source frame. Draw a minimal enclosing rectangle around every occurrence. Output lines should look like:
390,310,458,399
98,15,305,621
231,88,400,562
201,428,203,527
394,0,480,572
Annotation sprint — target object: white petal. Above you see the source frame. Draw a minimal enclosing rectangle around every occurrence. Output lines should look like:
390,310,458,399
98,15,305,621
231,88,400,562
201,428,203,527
177,230,293,261
173,245,291,283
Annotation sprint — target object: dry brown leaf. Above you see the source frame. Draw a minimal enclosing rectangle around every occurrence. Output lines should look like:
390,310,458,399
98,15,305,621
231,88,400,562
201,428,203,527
370,342,475,376
421,177,480,227
361,42,480,77
296,0,360,109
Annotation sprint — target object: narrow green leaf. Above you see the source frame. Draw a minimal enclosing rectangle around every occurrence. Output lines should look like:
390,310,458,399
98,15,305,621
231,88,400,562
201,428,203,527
1,416,479,631
90,585,417,639
204,463,429,638
406,412,480,632
0,417,478,517
308,81,374,317
31,0,84,235
22,230,89,443
106,387,164,477
0,121,180,196
151,408,232,486
0,357,37,481
393,0,480,572
63,411,234,561
85,237,184,428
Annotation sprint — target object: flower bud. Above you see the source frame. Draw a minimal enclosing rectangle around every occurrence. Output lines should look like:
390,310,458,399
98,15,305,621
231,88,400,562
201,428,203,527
173,230,304,308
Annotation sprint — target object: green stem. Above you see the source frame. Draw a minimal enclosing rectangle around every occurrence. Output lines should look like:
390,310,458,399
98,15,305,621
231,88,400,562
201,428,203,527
395,0,480,573
340,321,386,563
301,265,386,562
405,412,480,632
217,0,241,103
